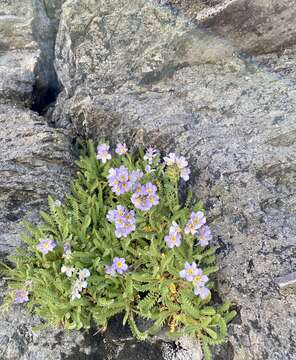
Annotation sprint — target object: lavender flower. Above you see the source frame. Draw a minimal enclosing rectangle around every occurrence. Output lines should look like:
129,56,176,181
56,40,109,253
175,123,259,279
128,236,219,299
169,221,181,234
105,265,116,277
192,268,209,288
129,170,143,184
14,290,29,304
131,182,159,211
145,165,155,173
37,238,56,254
96,143,112,163
194,285,210,299
144,147,160,164
198,225,212,247
115,143,128,155
112,257,128,274
184,211,206,235
61,265,75,278
179,262,199,282
164,232,182,248
107,205,136,238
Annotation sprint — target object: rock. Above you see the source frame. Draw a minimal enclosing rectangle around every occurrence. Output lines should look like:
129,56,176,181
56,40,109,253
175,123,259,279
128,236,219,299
52,1,296,359
0,104,73,256
167,0,296,55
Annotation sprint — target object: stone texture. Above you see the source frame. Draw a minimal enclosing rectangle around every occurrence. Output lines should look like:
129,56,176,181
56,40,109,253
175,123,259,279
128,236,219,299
52,1,296,359
167,0,296,55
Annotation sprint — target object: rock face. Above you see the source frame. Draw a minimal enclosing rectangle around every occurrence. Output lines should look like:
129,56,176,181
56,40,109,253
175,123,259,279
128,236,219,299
168,0,296,55
1,0,296,359
52,1,296,359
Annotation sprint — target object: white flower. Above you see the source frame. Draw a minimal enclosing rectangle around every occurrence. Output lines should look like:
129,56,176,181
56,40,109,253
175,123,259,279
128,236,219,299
163,153,177,166
61,265,75,278
78,268,90,280
70,279,88,300
54,199,62,207
180,167,190,181
176,156,188,169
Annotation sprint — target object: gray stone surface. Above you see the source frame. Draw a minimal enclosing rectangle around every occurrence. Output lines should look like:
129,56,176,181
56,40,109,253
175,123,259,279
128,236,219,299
52,1,296,359
167,0,296,55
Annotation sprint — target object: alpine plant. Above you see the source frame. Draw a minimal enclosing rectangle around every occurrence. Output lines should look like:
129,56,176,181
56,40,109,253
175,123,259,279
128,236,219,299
1,140,236,360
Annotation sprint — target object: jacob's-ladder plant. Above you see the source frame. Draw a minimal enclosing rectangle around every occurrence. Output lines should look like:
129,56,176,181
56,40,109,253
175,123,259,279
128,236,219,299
1,140,236,360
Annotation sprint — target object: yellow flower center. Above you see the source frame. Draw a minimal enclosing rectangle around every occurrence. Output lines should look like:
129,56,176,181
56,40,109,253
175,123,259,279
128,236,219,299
194,275,201,282
116,262,122,268
187,269,194,275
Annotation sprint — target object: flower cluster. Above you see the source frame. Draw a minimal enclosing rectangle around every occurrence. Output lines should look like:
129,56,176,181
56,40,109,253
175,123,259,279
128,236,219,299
37,238,56,255
131,182,159,211
164,221,182,248
107,205,136,238
108,166,143,196
180,262,210,299
164,153,191,181
70,268,90,300
105,257,128,276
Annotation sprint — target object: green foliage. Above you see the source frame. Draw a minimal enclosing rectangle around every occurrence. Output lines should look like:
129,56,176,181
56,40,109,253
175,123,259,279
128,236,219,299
1,140,235,357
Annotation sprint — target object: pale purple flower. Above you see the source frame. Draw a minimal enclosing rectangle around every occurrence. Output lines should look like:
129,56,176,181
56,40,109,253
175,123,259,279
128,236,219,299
145,165,155,173
169,221,181,234
164,153,177,166
164,232,182,248
14,290,29,304
96,143,112,163
194,285,210,299
184,211,206,235
112,257,128,274
179,262,199,282
61,265,75,278
129,169,143,185
37,238,56,254
144,147,160,164
198,225,212,247
78,268,90,280
115,143,128,155
105,265,116,277
192,268,209,288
